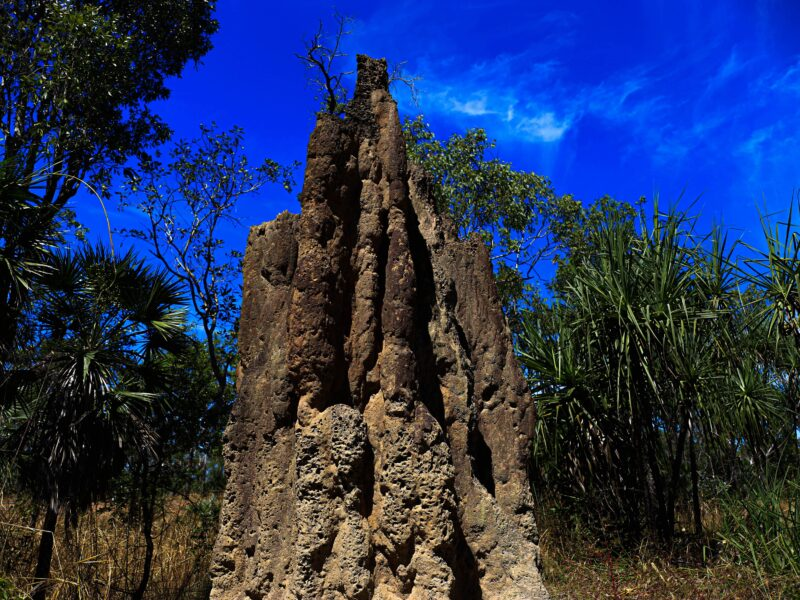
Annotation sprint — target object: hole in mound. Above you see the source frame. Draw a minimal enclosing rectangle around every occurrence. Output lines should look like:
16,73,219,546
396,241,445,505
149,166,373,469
468,426,495,497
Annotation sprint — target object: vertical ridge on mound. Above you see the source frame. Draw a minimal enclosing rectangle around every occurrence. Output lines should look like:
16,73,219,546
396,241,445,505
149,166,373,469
211,55,549,600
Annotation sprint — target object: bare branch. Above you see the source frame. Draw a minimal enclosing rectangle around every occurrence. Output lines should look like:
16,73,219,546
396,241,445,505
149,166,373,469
389,61,422,107
295,13,354,115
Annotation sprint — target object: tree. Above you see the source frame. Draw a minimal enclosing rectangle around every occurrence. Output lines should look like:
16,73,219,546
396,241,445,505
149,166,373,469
403,116,560,315
296,13,420,116
296,13,353,115
120,124,296,409
0,0,218,373
120,339,228,600
0,0,217,204
3,245,185,600
738,199,800,472
116,123,294,598
0,159,57,371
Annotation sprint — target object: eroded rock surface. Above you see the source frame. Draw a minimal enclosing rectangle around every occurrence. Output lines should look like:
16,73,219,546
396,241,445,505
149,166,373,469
211,55,549,600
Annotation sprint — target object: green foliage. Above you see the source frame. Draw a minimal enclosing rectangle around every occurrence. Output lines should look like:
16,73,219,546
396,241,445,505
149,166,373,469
0,4,272,596
120,123,296,404
740,200,800,339
113,126,295,598
401,114,796,556
187,493,223,544
403,115,560,312
718,474,800,580
0,577,23,600
4,244,186,512
0,243,187,597
0,158,60,373
0,160,53,293
546,194,640,291
519,202,797,544
738,200,800,455
0,0,219,414
0,0,218,205
140,339,231,492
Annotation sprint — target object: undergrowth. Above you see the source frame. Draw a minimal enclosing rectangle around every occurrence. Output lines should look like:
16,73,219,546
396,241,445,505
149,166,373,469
538,485,800,600
0,493,217,599
2,484,799,598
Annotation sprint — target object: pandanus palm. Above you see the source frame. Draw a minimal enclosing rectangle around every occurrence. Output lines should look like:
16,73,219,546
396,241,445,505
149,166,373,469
4,244,184,600
739,199,800,472
519,205,760,543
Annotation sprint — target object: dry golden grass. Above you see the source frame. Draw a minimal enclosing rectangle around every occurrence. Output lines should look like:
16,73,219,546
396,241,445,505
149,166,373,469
2,493,798,599
539,528,800,599
0,494,215,599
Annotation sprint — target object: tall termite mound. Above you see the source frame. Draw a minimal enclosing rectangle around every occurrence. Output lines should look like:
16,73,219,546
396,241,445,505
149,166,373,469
211,55,549,600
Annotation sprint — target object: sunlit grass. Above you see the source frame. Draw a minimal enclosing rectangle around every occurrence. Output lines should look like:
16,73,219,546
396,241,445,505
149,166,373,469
0,494,216,599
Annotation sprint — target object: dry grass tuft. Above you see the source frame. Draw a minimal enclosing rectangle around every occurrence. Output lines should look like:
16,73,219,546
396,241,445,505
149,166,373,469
539,528,800,599
0,494,216,600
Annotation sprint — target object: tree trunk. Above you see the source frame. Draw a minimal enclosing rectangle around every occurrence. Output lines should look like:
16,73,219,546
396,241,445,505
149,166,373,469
666,411,690,541
640,392,669,543
630,391,651,539
689,428,703,537
132,464,157,600
32,503,59,600
132,505,155,600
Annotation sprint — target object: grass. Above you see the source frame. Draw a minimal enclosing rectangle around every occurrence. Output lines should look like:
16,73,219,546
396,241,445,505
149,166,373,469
0,494,216,599
541,542,798,599
2,490,799,598
717,476,800,585
538,504,800,600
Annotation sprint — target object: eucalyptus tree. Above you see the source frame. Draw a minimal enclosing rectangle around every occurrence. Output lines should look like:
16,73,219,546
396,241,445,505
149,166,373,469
0,0,217,203
403,116,560,316
3,245,185,600
120,124,296,408
115,126,294,598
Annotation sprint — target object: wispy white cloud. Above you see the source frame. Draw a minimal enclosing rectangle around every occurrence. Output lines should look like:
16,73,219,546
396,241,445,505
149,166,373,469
412,43,795,176
771,57,800,95
738,126,774,158
414,53,663,147
706,50,747,91
582,75,661,124
516,112,572,142
360,2,798,199
423,85,572,143
450,95,494,116
718,51,743,81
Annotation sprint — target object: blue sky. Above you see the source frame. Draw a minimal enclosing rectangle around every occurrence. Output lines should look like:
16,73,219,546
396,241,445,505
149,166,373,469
81,0,800,256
